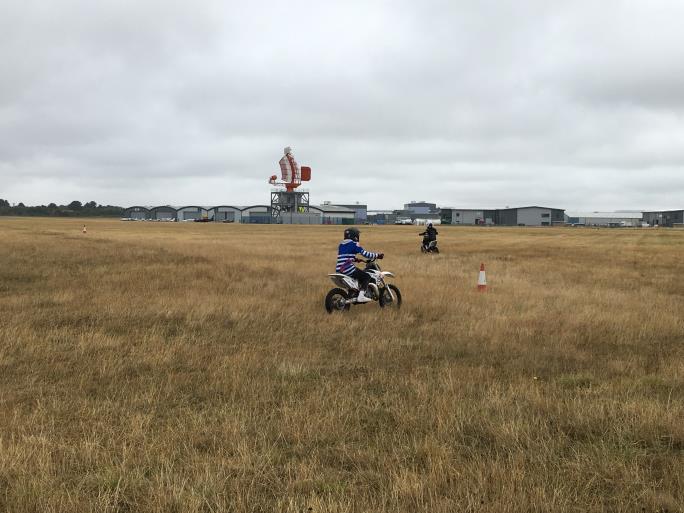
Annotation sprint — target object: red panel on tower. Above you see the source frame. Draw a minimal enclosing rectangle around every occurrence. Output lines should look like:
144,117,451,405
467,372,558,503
300,166,311,181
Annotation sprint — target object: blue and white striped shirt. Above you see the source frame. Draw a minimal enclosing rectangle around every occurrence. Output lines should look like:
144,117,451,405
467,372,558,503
336,239,378,276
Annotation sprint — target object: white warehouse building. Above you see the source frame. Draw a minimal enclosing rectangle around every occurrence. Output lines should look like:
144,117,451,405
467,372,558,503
565,212,643,227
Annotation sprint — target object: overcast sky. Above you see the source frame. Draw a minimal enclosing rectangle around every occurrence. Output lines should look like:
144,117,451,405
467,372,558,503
1,0,683,210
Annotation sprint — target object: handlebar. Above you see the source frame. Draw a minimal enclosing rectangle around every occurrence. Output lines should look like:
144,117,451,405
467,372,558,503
355,255,383,263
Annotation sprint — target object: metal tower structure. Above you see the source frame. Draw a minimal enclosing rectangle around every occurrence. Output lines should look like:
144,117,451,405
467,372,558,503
270,189,310,223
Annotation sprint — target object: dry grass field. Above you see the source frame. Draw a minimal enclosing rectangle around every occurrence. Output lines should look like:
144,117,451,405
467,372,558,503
0,217,682,513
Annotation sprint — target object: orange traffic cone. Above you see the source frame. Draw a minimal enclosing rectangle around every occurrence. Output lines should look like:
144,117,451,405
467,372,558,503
82,225,87,234
477,263,487,292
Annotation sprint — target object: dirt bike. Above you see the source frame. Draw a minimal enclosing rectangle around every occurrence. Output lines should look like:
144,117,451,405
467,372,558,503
325,257,402,313
420,237,439,253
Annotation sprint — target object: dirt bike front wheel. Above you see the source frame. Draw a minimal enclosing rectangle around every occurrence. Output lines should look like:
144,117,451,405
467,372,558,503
379,284,402,309
325,288,351,314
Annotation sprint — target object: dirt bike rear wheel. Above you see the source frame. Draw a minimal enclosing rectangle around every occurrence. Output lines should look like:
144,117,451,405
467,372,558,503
325,288,351,314
379,284,402,309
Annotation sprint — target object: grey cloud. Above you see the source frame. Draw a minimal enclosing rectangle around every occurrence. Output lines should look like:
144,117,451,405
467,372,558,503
1,0,684,211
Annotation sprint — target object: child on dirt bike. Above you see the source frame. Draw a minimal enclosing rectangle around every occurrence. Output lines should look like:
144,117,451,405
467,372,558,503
419,223,438,250
336,227,384,303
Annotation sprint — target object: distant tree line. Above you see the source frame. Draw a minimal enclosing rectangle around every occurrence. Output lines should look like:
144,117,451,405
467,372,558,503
0,199,124,217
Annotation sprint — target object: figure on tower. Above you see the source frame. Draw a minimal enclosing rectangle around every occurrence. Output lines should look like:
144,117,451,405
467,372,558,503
269,146,311,192
268,146,312,223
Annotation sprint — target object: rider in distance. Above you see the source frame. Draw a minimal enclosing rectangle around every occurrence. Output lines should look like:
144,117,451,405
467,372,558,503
419,222,438,251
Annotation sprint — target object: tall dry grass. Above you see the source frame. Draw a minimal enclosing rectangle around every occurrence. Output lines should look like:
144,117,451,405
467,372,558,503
0,217,682,512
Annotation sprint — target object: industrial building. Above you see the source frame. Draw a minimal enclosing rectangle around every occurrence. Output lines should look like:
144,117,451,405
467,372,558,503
366,211,397,225
272,204,356,225
496,206,566,226
440,208,497,225
313,205,356,224
125,206,151,220
642,210,684,227
150,205,177,221
124,203,684,228
391,201,441,224
439,206,565,226
272,209,321,225
565,212,643,227
330,203,367,223
404,201,438,214
176,206,210,221
241,205,272,224
212,206,242,222
122,204,355,224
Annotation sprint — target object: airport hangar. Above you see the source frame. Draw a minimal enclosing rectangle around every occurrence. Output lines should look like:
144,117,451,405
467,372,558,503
122,204,356,225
